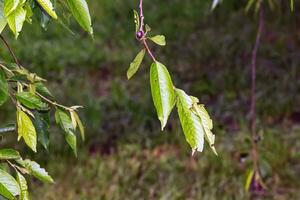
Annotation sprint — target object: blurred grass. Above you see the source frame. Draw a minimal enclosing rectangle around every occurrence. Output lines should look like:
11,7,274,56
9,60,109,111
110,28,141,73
0,0,300,199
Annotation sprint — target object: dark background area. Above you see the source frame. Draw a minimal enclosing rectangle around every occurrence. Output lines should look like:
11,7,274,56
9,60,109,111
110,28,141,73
1,0,300,199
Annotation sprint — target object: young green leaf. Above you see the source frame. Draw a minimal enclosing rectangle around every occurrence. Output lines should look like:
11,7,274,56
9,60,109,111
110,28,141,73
16,159,54,183
245,169,254,192
192,102,217,155
0,0,7,33
0,169,20,200
17,109,37,152
36,0,57,19
71,110,85,140
16,172,29,200
133,9,140,33
175,89,204,154
148,35,166,46
66,0,93,35
0,149,20,160
32,111,50,151
16,92,49,110
4,0,20,17
127,49,145,80
150,61,176,130
34,82,52,97
0,69,8,106
6,6,26,38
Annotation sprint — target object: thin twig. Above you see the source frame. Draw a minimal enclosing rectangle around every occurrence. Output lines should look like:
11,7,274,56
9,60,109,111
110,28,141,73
250,6,264,174
0,35,21,66
138,0,156,62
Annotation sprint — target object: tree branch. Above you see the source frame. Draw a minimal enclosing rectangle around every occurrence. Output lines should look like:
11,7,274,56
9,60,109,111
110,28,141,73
0,35,21,66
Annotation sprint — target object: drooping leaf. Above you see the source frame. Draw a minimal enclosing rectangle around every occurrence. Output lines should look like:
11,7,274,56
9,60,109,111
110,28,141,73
55,109,77,155
0,169,20,200
127,49,145,80
36,0,57,19
133,9,139,33
148,35,166,46
34,82,52,97
4,0,20,16
16,159,54,183
0,149,20,160
66,0,93,35
16,172,29,200
0,0,7,33
6,5,26,38
16,92,49,110
17,109,37,152
32,111,50,151
0,69,8,106
212,0,221,10
191,102,217,155
65,130,77,157
70,110,85,140
175,89,204,154
150,62,175,130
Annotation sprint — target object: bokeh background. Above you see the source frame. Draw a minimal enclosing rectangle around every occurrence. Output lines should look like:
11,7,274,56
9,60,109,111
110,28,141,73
1,0,300,199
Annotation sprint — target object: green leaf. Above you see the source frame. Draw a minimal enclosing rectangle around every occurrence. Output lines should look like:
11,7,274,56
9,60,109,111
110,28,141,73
0,169,20,200
175,89,204,154
36,0,57,19
148,35,166,46
6,5,26,38
133,9,139,33
127,49,145,80
150,61,176,130
32,111,50,151
65,130,77,157
0,149,20,160
191,101,217,155
4,0,20,16
16,92,49,110
34,82,52,97
245,169,254,192
66,0,93,35
16,159,54,183
17,109,37,152
70,110,85,141
55,109,77,156
0,69,8,106
16,172,29,200
0,0,7,33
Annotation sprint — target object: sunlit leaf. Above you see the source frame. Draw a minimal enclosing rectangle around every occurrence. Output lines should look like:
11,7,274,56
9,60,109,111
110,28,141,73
175,89,204,154
133,9,139,33
17,109,37,152
71,110,85,141
0,0,7,33
16,158,54,183
36,0,57,19
150,61,176,130
4,0,20,16
0,168,20,200
16,92,49,110
245,169,254,192
0,69,8,106
66,0,93,35
0,149,20,160
127,49,145,80
148,35,166,46
6,5,26,38
16,172,29,200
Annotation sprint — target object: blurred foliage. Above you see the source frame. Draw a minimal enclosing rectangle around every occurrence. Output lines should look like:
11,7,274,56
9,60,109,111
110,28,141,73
0,0,300,199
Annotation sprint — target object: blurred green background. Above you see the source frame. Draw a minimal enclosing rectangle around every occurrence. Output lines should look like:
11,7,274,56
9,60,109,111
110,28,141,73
1,0,300,199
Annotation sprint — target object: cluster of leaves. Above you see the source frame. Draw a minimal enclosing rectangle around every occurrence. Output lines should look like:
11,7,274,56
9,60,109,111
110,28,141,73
0,61,85,198
127,10,217,156
0,0,93,38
